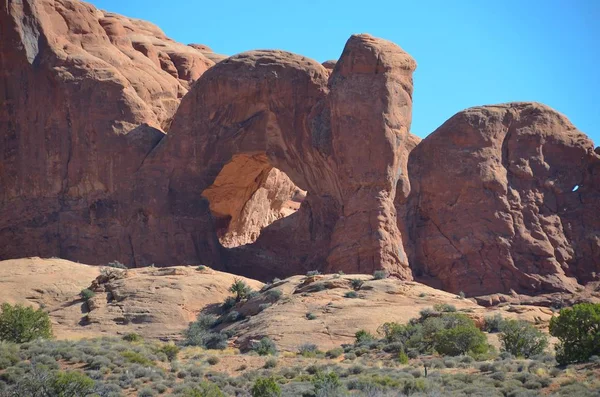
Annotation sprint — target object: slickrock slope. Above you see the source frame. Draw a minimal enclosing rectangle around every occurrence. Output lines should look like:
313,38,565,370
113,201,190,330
6,257,593,351
0,257,262,340
405,103,600,295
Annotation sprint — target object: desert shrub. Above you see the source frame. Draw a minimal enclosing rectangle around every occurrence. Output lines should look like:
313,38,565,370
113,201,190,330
7,367,95,397
230,278,253,302
499,319,548,358
264,358,278,368
433,324,488,356
0,342,19,370
225,311,241,322
106,260,128,269
251,376,281,397
312,371,342,396
123,333,143,342
306,270,321,277
157,343,180,361
549,303,600,365
355,329,375,344
372,270,388,280
344,352,357,361
266,289,283,300
326,347,344,359
121,351,154,366
433,303,457,313
306,312,317,320
184,314,228,350
458,291,466,299
207,356,220,365
259,303,272,312
0,303,53,343
350,279,364,290
344,291,358,299
419,308,435,319
80,289,96,301
181,381,225,397
298,343,319,357
483,313,505,333
398,351,409,364
138,387,157,397
196,265,207,271
251,337,278,356
221,296,236,312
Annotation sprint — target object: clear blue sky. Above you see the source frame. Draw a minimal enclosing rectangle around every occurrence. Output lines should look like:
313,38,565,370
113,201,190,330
89,0,599,145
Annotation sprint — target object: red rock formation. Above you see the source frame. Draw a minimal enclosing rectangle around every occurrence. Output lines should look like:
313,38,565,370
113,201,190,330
405,103,600,295
2,1,598,296
0,0,219,266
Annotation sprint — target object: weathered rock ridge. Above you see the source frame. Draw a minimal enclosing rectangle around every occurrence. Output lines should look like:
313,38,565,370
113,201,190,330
1,0,598,296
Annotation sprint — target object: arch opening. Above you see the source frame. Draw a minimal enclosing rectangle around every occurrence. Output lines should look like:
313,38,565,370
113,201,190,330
201,153,306,248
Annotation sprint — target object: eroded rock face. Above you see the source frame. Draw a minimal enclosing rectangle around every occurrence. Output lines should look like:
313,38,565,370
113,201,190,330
145,35,418,279
405,103,600,295
0,0,219,266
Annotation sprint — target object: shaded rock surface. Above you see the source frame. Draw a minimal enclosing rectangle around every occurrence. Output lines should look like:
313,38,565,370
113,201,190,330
0,0,220,267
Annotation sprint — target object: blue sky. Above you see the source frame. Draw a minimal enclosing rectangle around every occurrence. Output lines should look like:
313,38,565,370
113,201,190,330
89,0,599,145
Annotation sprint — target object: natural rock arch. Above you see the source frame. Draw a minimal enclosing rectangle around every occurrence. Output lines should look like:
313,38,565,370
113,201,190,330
141,35,418,280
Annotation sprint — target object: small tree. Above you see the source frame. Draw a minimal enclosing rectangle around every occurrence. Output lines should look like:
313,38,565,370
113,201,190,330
434,325,488,356
500,319,548,358
350,279,364,291
549,303,600,365
0,303,53,343
79,289,95,301
229,278,253,302
251,377,281,397
355,329,375,344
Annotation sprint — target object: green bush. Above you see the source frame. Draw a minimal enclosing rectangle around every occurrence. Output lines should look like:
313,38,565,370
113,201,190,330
372,270,388,280
326,347,344,358
0,303,53,343
549,303,600,365
305,312,317,320
266,289,283,300
298,343,319,357
207,356,220,365
500,319,548,358
344,291,358,299
181,382,225,397
123,332,143,342
252,376,281,397
355,329,375,344
312,371,342,396
251,337,278,356
106,260,128,269
196,265,207,271
157,343,180,361
79,289,95,301
264,358,277,368
350,279,364,290
398,350,409,364
433,324,488,356
229,278,253,302
433,303,457,312
184,314,228,350
121,350,155,366
306,270,321,277
483,313,505,333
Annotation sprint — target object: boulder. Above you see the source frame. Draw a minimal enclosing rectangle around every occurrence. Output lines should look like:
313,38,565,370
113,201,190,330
405,103,600,295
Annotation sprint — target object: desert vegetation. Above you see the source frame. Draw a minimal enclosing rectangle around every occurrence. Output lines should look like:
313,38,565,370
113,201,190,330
0,298,599,396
